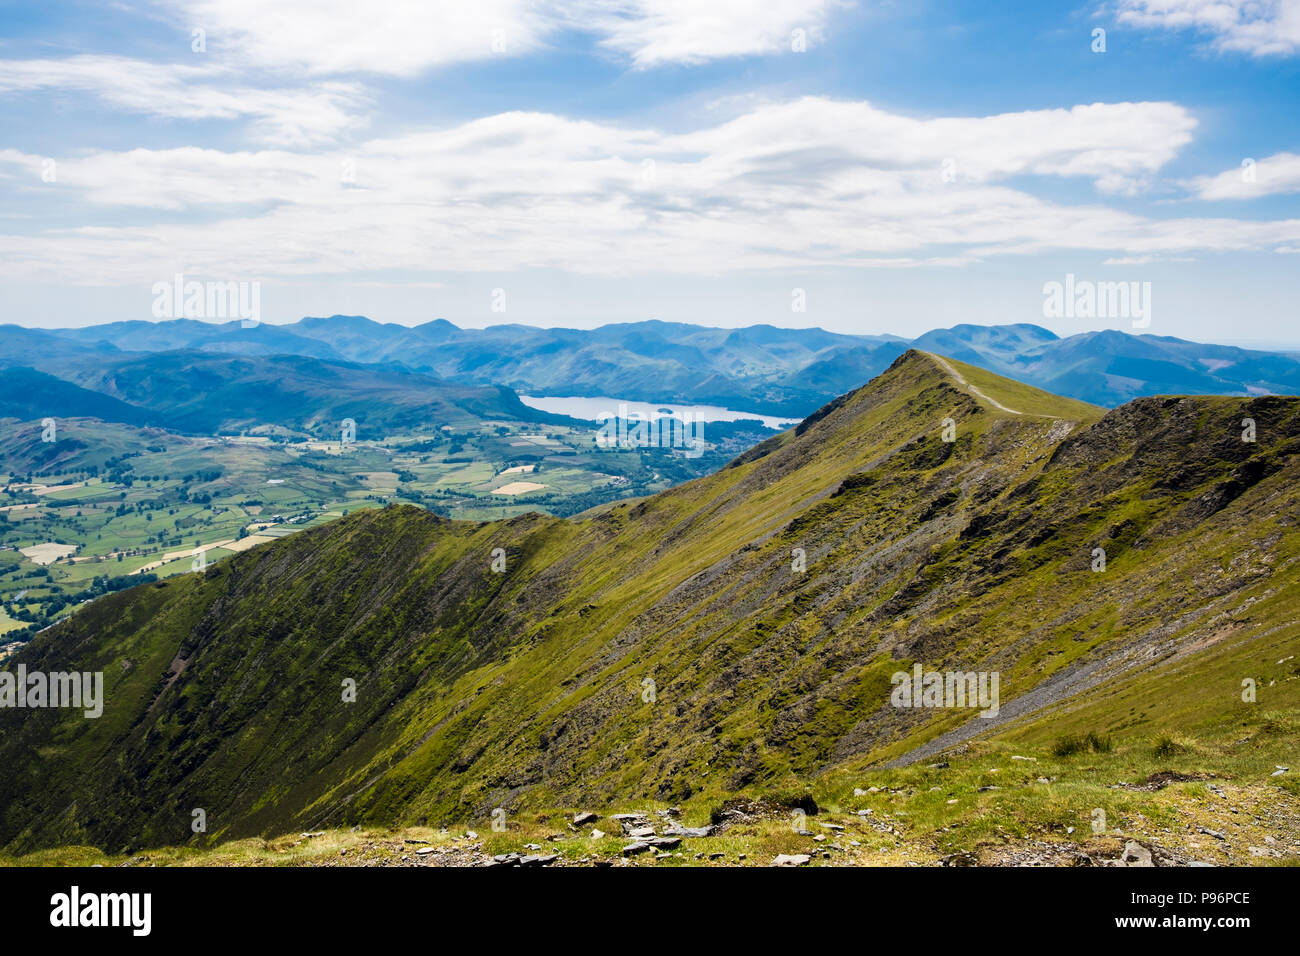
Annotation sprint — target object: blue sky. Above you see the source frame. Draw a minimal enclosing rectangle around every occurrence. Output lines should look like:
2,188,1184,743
1,0,1298,346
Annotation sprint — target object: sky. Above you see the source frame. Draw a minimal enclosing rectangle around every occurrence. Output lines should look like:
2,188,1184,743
0,0,1298,346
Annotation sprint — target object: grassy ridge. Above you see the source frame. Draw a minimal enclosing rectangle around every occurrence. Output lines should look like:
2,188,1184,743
1,350,1297,858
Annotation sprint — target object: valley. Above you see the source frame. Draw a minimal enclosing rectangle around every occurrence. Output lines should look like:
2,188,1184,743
0,414,775,641
2,351,1295,865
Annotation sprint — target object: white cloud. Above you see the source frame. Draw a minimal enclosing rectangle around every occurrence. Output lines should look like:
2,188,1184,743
1187,151,1300,198
344,280,447,288
0,56,364,146
1116,0,1300,57
158,0,847,74
0,97,1295,284
673,98,1196,195
0,2,853,152
163,0,554,76
572,0,844,67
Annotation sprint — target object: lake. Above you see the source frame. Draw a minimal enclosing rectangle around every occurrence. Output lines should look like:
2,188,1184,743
519,395,799,431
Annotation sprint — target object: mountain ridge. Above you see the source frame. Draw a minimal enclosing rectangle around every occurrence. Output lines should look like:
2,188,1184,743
32,317,1300,415
2,351,1296,854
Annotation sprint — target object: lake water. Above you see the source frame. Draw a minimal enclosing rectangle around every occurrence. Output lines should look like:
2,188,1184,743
519,395,799,431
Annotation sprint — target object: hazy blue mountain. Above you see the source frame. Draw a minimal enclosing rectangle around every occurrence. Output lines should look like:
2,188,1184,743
11,317,1300,415
289,315,413,361
278,316,908,414
0,366,157,427
3,349,565,436
920,327,1300,406
0,325,123,373
49,319,344,361
910,323,1060,366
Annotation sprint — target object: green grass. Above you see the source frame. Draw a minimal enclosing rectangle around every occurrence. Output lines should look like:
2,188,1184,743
926,353,1105,421
0,606,24,636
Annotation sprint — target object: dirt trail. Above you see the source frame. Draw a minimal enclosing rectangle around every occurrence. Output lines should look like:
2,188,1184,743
925,353,1029,416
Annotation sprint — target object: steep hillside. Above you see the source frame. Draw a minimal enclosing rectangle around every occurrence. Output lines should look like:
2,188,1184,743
0,417,181,475
0,367,157,429
2,351,1297,855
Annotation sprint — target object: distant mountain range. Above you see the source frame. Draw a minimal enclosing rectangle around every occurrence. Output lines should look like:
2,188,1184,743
0,366,157,428
0,325,567,436
20,317,1300,415
56,351,561,435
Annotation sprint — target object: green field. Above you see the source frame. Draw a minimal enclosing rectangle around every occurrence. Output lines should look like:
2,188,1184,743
0,415,773,638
